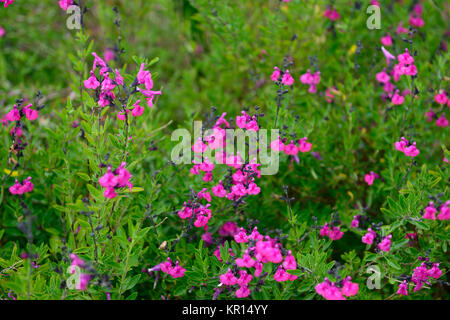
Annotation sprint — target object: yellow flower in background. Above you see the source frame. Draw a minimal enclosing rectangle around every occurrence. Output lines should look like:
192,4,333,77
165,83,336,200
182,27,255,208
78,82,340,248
4,168,19,177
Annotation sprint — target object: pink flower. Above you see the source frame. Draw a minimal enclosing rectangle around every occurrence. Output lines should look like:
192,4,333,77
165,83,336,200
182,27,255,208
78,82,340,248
235,286,250,298
281,70,294,86
381,33,392,47
234,229,248,243
350,215,359,228
270,138,285,152
9,177,33,195
84,72,100,90
76,273,92,291
328,226,344,240
103,187,117,199
395,137,419,157
396,22,408,34
169,261,186,278
24,105,38,121
323,8,340,21
409,14,424,28
59,0,73,11
6,105,20,122
1,0,15,8
423,202,436,220
437,201,450,221
341,277,359,297
362,228,376,245
0,26,5,37
376,70,390,83
424,109,435,122
212,182,227,198
298,137,312,152
99,167,118,188
284,141,299,156
131,100,144,117
220,269,238,286
315,280,346,300
364,171,379,186
282,251,297,270
381,46,396,63
396,281,408,296
378,235,392,252
392,91,405,105
434,91,448,105
270,67,281,82
236,254,256,268
436,114,449,127
104,49,115,62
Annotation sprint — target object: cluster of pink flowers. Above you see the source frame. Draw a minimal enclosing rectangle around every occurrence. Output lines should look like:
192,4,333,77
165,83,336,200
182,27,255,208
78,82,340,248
319,222,344,241
2,103,39,137
394,137,420,157
180,111,263,229
300,69,321,94
159,258,186,278
178,189,213,228
84,53,161,116
361,228,392,252
98,162,133,199
216,224,299,298
425,91,449,127
364,171,379,186
397,256,443,296
58,0,73,10
409,3,425,28
0,0,14,8
376,48,417,105
9,177,34,195
69,254,92,291
422,201,450,221
323,7,340,21
270,137,312,163
270,67,294,86
315,277,358,300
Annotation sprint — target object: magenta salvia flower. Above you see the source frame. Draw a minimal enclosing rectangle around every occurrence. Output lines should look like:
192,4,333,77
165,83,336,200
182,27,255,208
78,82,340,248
391,91,405,105
435,114,448,127
396,280,408,296
98,163,133,199
281,70,294,86
381,33,392,47
158,258,186,278
411,262,442,292
381,46,396,64
0,0,14,8
364,171,379,186
315,276,358,300
434,90,448,105
437,201,450,221
423,202,437,220
319,223,344,241
350,215,359,228
362,228,376,245
300,69,320,93
9,177,34,195
378,235,392,252
376,70,390,84
409,14,424,28
59,0,73,11
270,66,281,82
394,137,420,157
323,7,340,21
